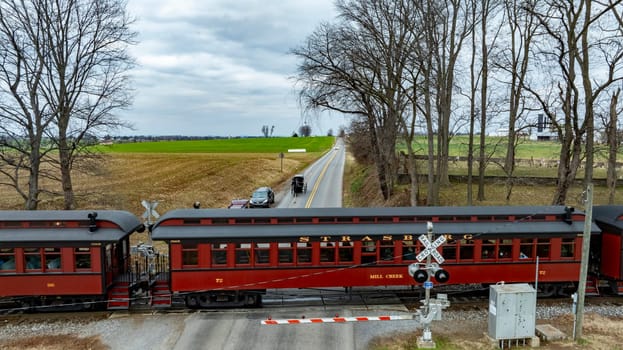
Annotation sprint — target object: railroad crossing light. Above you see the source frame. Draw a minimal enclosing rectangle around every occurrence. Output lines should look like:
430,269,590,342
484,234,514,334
430,263,449,283
408,263,428,283
563,206,574,225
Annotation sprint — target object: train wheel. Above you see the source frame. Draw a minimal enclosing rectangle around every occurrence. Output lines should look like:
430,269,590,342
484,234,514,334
244,294,262,307
198,295,211,308
244,294,256,306
539,284,558,298
186,295,199,308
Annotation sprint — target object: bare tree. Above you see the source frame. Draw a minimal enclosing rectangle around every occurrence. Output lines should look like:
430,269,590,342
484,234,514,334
492,0,539,202
0,0,136,210
527,0,623,204
412,0,473,205
0,1,58,209
294,0,415,200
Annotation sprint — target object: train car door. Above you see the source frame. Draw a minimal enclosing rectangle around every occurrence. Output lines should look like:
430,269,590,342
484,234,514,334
104,243,113,286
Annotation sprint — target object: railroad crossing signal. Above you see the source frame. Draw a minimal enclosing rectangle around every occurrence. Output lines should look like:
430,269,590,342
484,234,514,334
416,234,446,264
141,200,160,224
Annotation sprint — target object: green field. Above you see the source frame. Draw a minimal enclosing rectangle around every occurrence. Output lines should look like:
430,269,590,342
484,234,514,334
402,136,618,161
96,136,335,153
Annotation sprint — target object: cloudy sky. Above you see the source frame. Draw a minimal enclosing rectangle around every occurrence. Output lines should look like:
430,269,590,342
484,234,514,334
121,0,346,137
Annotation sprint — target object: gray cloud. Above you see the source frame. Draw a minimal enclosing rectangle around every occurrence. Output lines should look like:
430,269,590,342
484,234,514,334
120,0,345,136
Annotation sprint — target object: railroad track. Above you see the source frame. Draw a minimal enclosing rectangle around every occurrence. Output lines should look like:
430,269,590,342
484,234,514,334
2,288,622,323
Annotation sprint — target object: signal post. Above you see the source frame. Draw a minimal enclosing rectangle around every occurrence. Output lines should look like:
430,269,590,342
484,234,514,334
407,222,450,348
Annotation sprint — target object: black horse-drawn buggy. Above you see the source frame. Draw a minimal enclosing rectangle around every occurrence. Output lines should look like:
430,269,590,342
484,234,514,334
290,174,307,196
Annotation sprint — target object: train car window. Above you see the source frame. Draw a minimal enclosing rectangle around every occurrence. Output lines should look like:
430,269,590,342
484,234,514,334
182,243,199,267
361,241,376,265
0,248,16,271
498,239,512,259
235,243,251,265
320,242,336,263
44,247,62,271
481,240,496,260
253,218,271,224
296,243,312,264
379,241,395,263
536,238,550,258
278,243,293,264
24,248,42,271
337,217,353,223
1,221,21,228
358,217,375,223
519,239,534,259
318,217,335,223
561,238,575,258
254,243,270,265
211,243,228,266
29,221,48,227
277,217,294,224
402,242,416,262
459,239,474,260
75,247,92,270
442,236,457,261
338,242,354,263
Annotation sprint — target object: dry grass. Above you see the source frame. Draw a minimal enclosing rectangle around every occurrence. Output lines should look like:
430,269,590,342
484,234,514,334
343,159,622,208
0,152,320,214
0,334,108,350
3,151,619,212
368,313,623,350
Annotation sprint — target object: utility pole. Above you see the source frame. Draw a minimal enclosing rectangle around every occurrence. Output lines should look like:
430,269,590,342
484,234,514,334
574,183,593,341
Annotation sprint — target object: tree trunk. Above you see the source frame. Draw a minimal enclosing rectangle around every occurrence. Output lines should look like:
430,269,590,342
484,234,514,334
57,120,76,210
25,148,41,210
607,90,619,204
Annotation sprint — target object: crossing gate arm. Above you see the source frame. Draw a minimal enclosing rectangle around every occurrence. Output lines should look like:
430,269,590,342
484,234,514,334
261,314,414,325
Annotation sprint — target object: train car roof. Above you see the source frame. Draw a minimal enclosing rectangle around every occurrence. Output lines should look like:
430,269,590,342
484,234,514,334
593,205,623,231
155,205,578,221
0,210,143,243
152,221,591,241
152,206,597,241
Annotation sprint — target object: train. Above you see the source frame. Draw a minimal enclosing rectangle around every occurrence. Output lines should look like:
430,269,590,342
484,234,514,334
1,205,623,311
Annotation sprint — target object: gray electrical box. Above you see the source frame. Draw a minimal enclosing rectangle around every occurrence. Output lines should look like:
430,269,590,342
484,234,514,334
488,283,536,340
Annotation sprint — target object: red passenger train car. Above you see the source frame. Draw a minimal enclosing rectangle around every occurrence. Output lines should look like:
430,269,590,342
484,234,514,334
3,205,623,311
591,205,623,294
0,210,144,311
151,205,598,307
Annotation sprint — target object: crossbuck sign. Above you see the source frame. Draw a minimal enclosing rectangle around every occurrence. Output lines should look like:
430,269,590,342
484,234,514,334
416,234,446,264
141,200,160,224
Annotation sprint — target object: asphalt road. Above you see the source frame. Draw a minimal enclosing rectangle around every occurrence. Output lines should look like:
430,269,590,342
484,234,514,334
170,299,417,350
278,138,345,208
